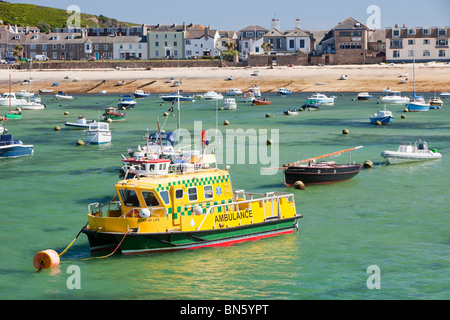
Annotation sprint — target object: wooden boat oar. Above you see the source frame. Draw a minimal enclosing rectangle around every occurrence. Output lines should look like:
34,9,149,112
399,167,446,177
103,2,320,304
262,146,364,170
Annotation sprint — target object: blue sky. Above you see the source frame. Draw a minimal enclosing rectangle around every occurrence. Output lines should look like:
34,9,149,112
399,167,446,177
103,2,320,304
7,0,450,31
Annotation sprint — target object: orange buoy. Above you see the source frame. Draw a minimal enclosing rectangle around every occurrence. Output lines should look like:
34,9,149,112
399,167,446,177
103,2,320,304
33,249,60,270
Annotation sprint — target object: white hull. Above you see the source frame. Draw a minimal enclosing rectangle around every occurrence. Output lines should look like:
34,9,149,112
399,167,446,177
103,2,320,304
223,99,237,110
381,151,441,164
22,103,45,110
55,95,73,100
86,123,111,144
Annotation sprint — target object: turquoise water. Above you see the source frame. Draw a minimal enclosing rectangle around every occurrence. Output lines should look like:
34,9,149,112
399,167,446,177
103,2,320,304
0,91,448,300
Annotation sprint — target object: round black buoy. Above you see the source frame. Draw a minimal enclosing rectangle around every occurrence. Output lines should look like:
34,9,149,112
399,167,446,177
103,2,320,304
294,181,305,190
363,160,373,168
54,126,61,131
401,114,406,119
342,129,349,135
267,139,273,145
64,111,69,115
403,108,409,112
265,113,271,118
224,120,229,126
163,112,169,117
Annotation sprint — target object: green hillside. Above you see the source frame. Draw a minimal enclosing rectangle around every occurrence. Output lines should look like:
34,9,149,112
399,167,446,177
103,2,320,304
0,1,137,30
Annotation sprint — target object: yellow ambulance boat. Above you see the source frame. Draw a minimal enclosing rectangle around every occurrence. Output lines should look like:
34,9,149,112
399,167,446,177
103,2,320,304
82,160,302,254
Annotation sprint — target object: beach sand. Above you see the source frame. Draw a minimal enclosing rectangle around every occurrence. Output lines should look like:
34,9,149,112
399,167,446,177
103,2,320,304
1,63,450,94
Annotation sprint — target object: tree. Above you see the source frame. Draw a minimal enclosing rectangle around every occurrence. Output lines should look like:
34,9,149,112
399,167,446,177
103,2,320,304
261,42,273,54
37,21,51,33
13,45,23,59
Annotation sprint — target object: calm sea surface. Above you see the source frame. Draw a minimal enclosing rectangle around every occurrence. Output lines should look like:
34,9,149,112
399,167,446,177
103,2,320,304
0,90,448,300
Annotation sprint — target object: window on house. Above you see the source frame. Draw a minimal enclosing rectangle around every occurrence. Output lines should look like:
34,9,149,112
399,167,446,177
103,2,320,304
300,39,305,48
423,50,430,56
95,45,98,50
393,50,400,58
245,31,254,38
186,39,191,45
289,39,295,48
61,44,65,50
104,45,108,50
174,41,177,47
393,30,400,37
423,29,430,35
276,39,282,49
408,29,416,35
43,44,47,50
439,50,446,57
436,39,448,46
155,42,159,47
438,29,446,36
408,50,414,57
408,39,414,45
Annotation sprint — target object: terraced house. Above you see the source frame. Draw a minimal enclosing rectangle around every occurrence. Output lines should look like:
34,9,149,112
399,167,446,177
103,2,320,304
147,23,187,59
386,24,450,63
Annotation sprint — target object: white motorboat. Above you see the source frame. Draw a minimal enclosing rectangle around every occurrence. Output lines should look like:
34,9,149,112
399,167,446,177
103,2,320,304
203,91,223,100
222,98,237,110
65,116,96,129
133,90,151,98
381,140,442,164
440,92,450,99
117,95,137,109
307,93,335,105
357,92,373,100
381,87,392,93
241,91,255,102
248,85,261,97
277,88,292,95
22,101,45,110
380,91,410,104
54,91,73,100
224,88,242,96
429,97,443,109
15,90,35,99
0,93,27,106
86,122,111,145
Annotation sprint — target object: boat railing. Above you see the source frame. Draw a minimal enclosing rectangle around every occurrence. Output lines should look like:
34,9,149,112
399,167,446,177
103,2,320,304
196,191,295,231
88,201,122,217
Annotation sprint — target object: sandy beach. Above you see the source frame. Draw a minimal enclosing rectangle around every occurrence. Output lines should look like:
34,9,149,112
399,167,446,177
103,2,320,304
1,63,450,94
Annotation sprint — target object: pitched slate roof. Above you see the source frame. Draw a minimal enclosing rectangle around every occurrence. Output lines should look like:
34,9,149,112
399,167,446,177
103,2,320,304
333,17,369,30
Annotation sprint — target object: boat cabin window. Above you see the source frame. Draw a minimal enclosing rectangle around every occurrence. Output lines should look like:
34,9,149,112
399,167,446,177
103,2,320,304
142,191,160,207
159,190,170,205
119,189,140,207
204,185,214,199
188,187,198,202
175,189,183,199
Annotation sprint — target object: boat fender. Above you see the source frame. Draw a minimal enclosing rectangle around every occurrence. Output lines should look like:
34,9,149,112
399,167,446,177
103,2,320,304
33,249,60,270
193,206,203,215
139,208,151,218
342,129,349,135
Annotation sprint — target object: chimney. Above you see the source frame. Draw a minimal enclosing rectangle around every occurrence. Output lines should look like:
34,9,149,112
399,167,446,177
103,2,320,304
271,18,280,30
205,25,210,39
295,19,301,30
